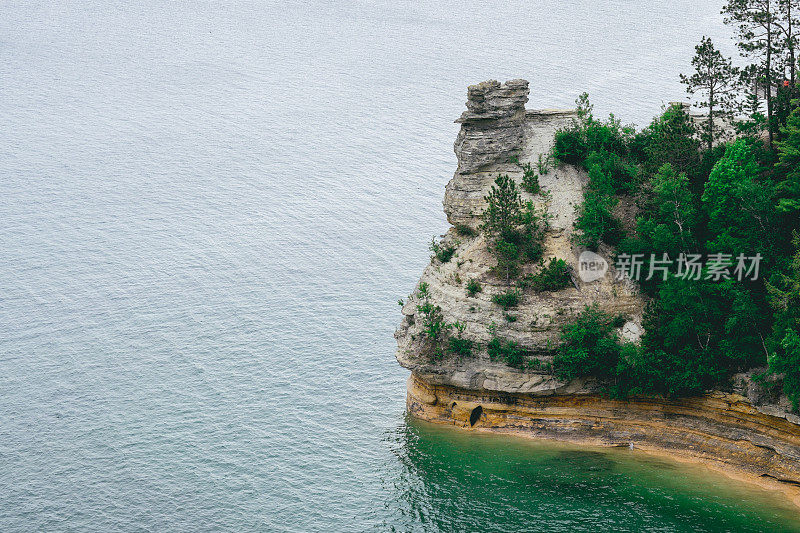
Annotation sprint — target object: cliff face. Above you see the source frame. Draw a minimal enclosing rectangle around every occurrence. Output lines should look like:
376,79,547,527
396,79,642,394
406,374,800,489
443,79,530,227
395,79,800,490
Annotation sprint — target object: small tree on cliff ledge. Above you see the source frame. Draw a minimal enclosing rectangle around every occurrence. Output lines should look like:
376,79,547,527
680,36,739,151
482,174,523,284
482,174,523,237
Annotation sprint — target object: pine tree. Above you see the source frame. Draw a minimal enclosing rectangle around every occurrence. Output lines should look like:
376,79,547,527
777,0,800,84
739,64,768,118
775,103,800,213
482,174,524,284
680,37,739,150
638,104,701,178
723,0,780,148
702,139,775,256
639,164,699,258
573,165,620,250
767,231,800,410
482,174,522,241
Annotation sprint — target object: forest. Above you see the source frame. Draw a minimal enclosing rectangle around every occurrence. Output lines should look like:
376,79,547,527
546,0,800,406
408,1,800,410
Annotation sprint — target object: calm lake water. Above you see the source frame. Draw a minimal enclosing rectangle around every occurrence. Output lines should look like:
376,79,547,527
2,1,799,531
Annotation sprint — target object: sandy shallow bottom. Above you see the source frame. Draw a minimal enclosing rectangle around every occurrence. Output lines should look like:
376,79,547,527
475,425,800,511
407,373,800,512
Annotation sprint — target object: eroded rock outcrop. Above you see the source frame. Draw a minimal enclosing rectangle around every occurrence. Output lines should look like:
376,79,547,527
446,80,527,228
397,79,643,393
406,374,800,491
395,79,800,495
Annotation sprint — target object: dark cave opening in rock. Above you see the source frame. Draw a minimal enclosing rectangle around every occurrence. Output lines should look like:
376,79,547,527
469,405,482,427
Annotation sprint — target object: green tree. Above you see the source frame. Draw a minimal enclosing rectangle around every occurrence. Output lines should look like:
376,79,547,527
635,104,702,179
574,165,620,250
619,274,768,398
702,140,775,255
553,305,621,382
482,174,523,241
737,64,770,137
680,36,740,150
775,102,800,213
492,239,520,284
618,164,699,294
638,164,700,258
482,175,548,283
775,330,800,409
583,150,639,193
522,258,572,292
552,93,634,166
518,200,548,263
718,280,771,369
415,285,447,343
723,0,780,148
698,141,775,373
637,277,724,396
482,175,523,284
778,0,800,84
767,231,800,409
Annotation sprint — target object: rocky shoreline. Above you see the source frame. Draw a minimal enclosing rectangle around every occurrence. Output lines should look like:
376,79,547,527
407,372,800,508
395,79,800,504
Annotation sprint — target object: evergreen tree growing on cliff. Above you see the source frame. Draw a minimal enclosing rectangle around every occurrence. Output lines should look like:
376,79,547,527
482,174,523,239
775,103,800,214
723,0,780,148
618,164,700,295
635,104,701,182
482,175,523,284
573,164,620,250
701,141,774,369
702,139,775,256
680,36,739,151
767,231,800,410
553,304,622,382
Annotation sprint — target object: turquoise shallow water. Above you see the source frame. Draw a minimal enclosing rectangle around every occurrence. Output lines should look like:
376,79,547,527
1,1,799,531
390,421,800,532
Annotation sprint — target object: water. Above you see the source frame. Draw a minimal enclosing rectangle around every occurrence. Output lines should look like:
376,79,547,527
391,422,800,532
1,1,798,531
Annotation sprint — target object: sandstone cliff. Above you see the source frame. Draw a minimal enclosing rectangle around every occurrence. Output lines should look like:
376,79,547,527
396,79,642,394
395,79,800,493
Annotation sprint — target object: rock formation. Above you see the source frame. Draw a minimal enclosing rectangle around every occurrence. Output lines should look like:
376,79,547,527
395,79,800,495
444,79,529,227
397,79,643,393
